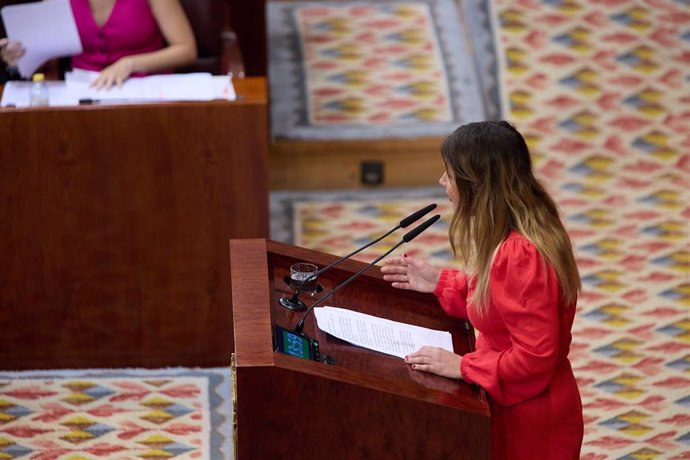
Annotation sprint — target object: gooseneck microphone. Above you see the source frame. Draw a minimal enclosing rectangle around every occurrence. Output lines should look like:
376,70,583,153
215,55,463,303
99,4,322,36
294,214,441,335
279,203,437,311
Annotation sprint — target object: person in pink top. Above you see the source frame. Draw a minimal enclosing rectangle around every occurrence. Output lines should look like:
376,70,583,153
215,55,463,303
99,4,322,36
381,120,584,459
0,0,196,89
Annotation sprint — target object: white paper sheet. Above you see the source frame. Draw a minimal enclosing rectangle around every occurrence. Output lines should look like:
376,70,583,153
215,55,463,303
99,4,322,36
1,0,83,78
65,69,218,101
314,306,454,359
1,72,236,107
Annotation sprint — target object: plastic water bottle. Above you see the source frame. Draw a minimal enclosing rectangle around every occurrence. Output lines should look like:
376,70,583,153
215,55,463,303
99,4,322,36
29,73,49,107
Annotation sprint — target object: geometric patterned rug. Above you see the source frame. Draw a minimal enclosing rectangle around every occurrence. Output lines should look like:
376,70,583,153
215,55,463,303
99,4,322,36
268,0,498,140
289,0,690,458
492,0,690,456
0,368,232,459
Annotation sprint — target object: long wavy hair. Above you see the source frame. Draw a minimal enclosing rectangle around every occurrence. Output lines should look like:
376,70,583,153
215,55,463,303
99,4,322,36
441,120,580,314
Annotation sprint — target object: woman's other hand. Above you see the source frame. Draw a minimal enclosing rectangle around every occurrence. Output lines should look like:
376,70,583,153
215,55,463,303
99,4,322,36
90,57,135,90
381,253,441,292
405,346,463,379
0,38,25,67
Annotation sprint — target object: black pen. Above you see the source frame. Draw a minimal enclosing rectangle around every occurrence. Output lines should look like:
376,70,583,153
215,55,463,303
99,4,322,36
78,98,161,105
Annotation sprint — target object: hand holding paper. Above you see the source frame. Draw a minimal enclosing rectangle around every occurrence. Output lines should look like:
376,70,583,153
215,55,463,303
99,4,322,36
1,0,82,77
0,38,25,67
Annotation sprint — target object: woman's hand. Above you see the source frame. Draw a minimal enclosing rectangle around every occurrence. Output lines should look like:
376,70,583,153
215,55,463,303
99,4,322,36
381,253,441,293
0,38,25,67
90,57,135,90
406,363,463,393
405,346,463,379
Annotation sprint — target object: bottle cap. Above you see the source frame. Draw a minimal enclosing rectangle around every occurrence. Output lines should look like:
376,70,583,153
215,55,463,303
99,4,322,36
32,73,45,82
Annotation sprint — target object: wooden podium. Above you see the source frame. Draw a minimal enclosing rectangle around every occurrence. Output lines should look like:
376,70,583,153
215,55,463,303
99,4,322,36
230,239,491,459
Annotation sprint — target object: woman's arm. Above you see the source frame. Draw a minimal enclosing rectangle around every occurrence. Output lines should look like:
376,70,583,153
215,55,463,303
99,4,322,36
406,239,562,397
92,0,197,89
459,239,561,405
136,0,197,72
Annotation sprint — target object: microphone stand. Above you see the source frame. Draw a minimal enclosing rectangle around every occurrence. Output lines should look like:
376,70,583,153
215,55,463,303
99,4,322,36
294,214,441,335
294,240,404,335
279,203,437,311
278,225,399,311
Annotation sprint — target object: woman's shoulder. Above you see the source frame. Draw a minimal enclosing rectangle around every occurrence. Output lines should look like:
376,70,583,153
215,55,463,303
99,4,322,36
494,231,543,265
502,231,536,249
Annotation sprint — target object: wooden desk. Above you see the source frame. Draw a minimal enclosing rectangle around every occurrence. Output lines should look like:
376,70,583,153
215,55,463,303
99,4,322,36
0,77,268,370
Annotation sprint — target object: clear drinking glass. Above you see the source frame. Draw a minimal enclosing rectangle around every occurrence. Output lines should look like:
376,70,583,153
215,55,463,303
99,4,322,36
289,262,319,293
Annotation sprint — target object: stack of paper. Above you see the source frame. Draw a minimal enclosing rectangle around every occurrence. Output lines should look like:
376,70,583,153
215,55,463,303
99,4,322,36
64,69,222,102
314,306,454,359
0,71,236,107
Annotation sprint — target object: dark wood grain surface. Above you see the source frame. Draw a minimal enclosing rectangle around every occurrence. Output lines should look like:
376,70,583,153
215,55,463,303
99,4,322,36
230,239,491,459
0,78,269,369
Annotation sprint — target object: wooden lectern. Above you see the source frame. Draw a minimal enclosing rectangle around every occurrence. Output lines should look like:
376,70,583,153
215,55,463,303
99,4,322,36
230,239,491,458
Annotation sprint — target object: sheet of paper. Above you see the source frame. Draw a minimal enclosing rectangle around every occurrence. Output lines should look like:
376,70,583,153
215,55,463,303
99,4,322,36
1,0,83,78
314,306,454,359
65,69,234,102
1,71,236,107
211,76,237,101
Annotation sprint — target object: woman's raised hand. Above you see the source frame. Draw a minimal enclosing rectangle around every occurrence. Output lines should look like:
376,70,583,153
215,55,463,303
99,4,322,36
381,254,441,293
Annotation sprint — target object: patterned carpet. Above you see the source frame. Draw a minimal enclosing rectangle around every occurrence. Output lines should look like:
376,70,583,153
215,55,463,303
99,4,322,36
267,0,498,140
288,0,690,458
0,368,232,459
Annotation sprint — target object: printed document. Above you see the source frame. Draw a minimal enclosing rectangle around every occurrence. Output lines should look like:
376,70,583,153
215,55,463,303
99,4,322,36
1,0,83,78
0,72,236,107
64,69,222,101
314,306,454,359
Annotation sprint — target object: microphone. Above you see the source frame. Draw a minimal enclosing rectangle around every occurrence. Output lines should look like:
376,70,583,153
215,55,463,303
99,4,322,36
294,214,441,335
279,203,437,310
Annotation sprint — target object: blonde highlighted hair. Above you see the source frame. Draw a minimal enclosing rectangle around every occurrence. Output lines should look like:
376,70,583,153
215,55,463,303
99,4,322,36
441,121,580,315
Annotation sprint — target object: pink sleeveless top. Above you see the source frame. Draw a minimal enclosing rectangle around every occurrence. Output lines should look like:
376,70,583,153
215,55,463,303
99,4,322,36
70,0,166,76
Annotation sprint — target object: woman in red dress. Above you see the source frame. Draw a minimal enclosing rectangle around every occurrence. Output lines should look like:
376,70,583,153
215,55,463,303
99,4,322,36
382,120,584,459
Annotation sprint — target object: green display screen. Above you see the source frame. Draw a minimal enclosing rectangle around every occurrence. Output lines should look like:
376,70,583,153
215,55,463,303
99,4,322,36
281,329,312,360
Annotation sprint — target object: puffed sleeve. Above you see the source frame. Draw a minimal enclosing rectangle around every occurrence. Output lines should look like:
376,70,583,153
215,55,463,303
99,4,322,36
460,238,561,406
433,269,470,319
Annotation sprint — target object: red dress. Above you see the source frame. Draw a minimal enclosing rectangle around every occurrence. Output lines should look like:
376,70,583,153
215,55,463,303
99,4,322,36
434,232,583,460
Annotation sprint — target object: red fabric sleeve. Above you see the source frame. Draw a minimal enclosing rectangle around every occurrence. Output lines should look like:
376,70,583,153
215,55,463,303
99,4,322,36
460,238,561,406
433,269,470,319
